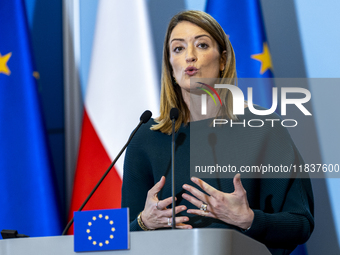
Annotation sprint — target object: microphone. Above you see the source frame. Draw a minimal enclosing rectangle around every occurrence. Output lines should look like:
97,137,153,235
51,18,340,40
140,110,152,123
62,110,152,235
170,108,179,121
170,108,179,229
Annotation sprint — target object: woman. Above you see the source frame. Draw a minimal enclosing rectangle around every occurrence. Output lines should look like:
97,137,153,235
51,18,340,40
122,10,314,255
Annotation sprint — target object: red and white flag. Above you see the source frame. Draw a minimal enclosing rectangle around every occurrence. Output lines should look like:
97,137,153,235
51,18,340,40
68,0,159,233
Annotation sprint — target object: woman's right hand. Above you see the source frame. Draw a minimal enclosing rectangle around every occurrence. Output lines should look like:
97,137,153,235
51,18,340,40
141,176,192,230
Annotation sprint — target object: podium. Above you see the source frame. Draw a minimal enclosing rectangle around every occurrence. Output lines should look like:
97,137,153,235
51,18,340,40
0,229,270,254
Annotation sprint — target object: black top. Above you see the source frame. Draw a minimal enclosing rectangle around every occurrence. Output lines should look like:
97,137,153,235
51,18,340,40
122,107,314,255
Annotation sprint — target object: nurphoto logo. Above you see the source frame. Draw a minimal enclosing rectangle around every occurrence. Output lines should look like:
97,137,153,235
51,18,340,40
198,82,312,128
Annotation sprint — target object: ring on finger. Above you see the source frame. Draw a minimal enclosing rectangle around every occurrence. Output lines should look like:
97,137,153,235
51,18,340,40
167,217,171,226
200,202,208,212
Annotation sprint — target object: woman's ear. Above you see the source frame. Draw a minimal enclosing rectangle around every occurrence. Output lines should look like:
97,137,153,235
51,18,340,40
220,50,227,71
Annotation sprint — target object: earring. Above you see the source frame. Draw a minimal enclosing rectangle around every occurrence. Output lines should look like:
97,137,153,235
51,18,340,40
220,69,225,78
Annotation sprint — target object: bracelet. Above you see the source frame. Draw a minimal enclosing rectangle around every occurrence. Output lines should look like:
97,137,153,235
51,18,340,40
241,225,251,233
137,212,153,231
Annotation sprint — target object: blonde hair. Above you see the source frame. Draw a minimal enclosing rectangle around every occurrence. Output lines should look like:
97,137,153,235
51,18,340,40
151,10,237,134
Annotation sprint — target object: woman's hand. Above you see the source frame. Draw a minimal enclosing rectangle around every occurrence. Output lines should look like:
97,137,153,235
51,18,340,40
182,174,254,230
141,176,192,230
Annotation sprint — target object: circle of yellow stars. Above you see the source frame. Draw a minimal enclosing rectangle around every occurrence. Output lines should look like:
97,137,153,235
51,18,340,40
86,213,115,247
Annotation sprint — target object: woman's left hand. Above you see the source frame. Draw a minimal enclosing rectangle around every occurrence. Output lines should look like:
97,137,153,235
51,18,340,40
182,173,254,230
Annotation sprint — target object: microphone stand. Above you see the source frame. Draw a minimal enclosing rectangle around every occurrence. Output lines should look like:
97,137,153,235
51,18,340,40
171,118,176,229
169,108,178,229
62,110,151,235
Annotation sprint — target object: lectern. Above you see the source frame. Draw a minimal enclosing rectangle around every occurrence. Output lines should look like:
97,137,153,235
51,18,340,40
0,228,270,255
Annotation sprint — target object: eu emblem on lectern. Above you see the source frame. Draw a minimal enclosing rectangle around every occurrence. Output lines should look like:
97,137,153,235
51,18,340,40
74,208,129,252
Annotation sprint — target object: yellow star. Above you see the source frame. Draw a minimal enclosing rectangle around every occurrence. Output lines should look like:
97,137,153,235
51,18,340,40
0,52,12,75
251,43,273,75
33,71,40,79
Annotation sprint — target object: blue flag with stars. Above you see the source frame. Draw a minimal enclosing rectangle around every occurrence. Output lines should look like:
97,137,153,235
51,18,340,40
206,0,274,109
74,208,129,252
0,0,62,238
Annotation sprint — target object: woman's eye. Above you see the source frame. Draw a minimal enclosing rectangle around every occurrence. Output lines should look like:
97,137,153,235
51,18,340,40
198,43,208,49
173,47,184,53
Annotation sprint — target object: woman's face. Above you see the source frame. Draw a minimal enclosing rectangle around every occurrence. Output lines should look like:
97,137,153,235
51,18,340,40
169,21,226,91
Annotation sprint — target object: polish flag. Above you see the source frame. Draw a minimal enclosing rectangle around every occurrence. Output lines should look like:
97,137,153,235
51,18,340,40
68,0,159,233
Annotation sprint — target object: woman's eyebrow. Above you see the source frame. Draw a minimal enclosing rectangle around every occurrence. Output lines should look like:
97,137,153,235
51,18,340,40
170,34,211,44
195,34,212,40
170,38,185,44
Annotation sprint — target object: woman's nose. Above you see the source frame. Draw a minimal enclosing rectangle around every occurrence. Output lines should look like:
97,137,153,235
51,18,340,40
186,56,197,63
186,46,197,63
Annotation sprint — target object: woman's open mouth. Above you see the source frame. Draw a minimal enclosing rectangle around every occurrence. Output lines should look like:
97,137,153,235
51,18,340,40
185,66,198,76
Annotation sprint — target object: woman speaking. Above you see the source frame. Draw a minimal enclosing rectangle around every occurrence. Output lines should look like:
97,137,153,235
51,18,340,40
121,10,314,255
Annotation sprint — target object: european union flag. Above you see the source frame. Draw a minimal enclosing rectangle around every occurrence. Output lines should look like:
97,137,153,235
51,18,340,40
74,208,129,252
206,0,274,109
0,0,62,238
